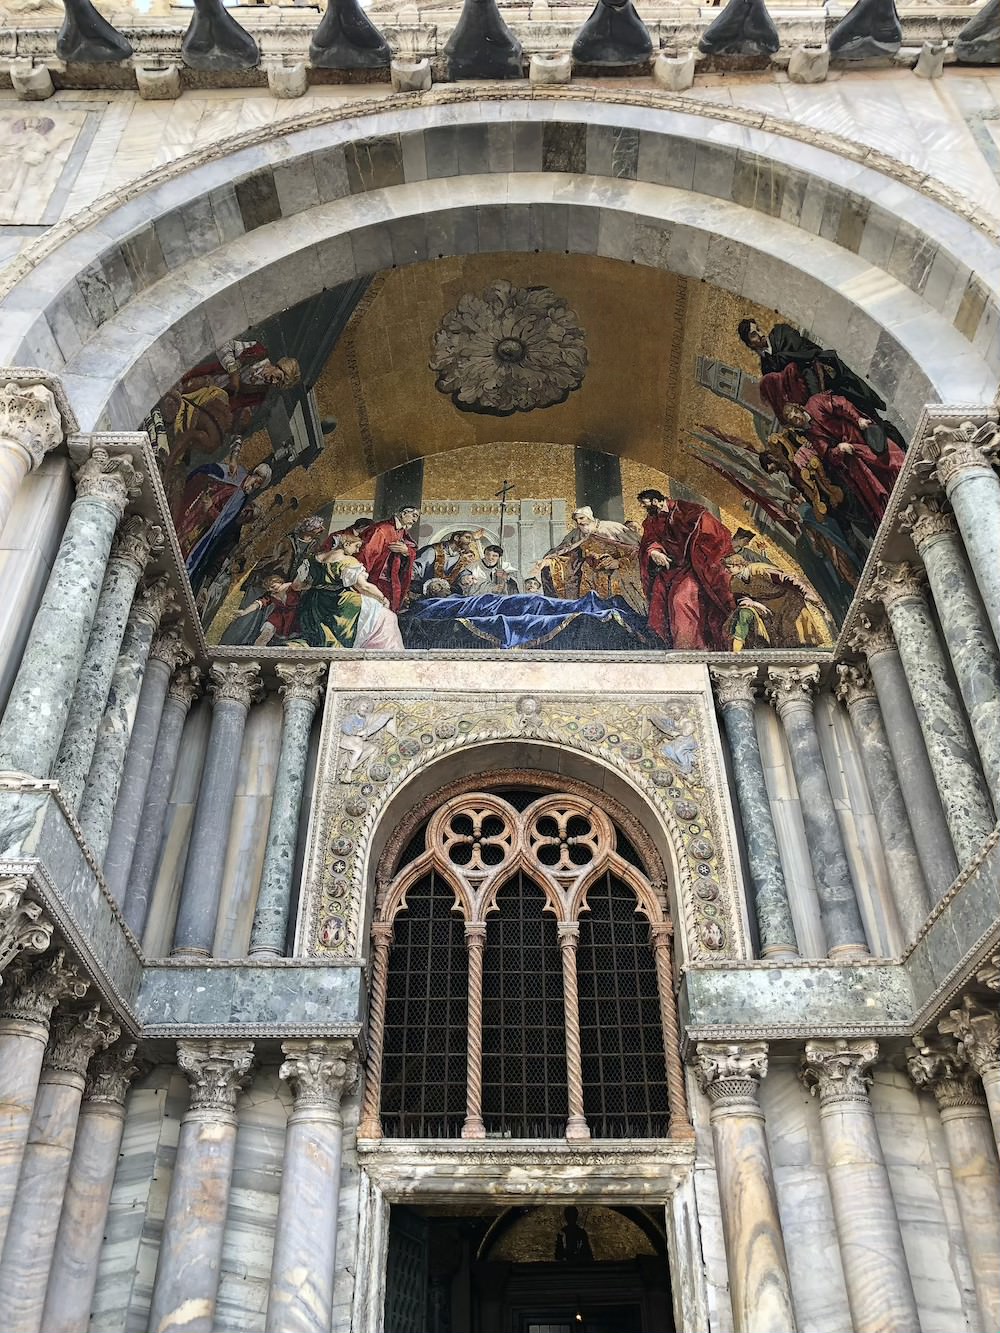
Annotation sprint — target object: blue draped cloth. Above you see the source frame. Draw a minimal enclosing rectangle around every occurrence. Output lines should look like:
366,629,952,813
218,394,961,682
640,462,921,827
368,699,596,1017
402,591,655,650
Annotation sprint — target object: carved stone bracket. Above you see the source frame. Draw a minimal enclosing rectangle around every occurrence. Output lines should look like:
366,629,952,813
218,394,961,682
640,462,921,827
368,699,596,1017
0,950,88,1028
0,380,64,469
209,661,263,712
177,1039,255,1117
939,995,1000,1078
906,1034,985,1111
44,1004,121,1079
800,1038,879,1104
694,1040,767,1110
275,662,327,709
72,448,143,521
278,1037,359,1111
0,876,53,978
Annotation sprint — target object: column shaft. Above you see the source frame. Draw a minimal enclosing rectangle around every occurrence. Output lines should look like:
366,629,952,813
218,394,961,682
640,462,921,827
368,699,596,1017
357,924,392,1141
558,924,589,1140
932,424,1000,654
462,924,486,1139
650,922,693,1138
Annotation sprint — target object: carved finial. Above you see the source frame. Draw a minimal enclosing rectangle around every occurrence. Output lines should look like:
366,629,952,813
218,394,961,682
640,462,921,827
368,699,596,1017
899,497,957,551
278,1038,360,1111
0,876,53,978
275,662,326,708
905,1034,985,1111
73,449,143,520
800,1038,879,1103
209,661,263,711
834,662,876,709
868,561,927,612
0,381,63,469
694,1041,768,1108
765,664,821,718
177,1039,254,1115
710,666,758,707
929,419,1000,490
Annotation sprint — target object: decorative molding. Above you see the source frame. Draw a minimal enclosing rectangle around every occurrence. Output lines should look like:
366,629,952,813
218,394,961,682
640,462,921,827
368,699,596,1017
928,419,1000,490
899,497,957,550
905,1034,985,1110
800,1037,879,1104
177,1039,254,1114
939,995,1000,1078
43,1003,120,1078
0,949,88,1027
709,666,758,707
278,1037,360,1110
0,875,53,976
71,448,142,521
208,660,263,712
275,661,326,709
83,1040,141,1106
0,380,63,469
693,1040,767,1108
834,662,876,709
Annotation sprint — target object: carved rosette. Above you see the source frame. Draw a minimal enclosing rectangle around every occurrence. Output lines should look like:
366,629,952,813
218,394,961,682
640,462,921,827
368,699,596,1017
710,666,758,708
834,662,876,710
209,661,263,712
132,573,179,631
84,1040,141,1107
800,1038,878,1105
0,950,88,1027
109,515,164,575
149,625,194,674
765,664,821,719
847,613,896,661
869,561,927,613
43,1004,121,1079
276,662,326,710
278,1038,360,1112
939,995,1000,1079
929,420,1000,490
694,1041,767,1111
168,664,203,711
73,449,143,521
178,1040,254,1117
0,381,63,469
899,497,957,552
0,876,53,977
905,1036,986,1111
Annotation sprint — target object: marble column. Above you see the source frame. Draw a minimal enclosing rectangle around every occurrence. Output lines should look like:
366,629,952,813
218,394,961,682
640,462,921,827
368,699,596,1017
40,1041,140,1333
77,574,178,863
357,920,393,1141
848,616,958,898
0,1004,120,1333
694,1042,796,1333
147,1039,254,1333
51,516,162,812
462,922,486,1139
834,664,931,941
903,498,1000,809
907,1035,1000,1332
0,951,87,1257
765,667,869,959
558,921,590,1141
172,662,262,958
0,448,141,779
801,1039,919,1333
711,667,798,960
871,562,995,866
267,1039,359,1333
123,663,201,940
102,626,192,906
929,419,1000,654
649,920,694,1138
248,663,325,958
940,995,1000,1150
0,380,63,539
0,875,53,978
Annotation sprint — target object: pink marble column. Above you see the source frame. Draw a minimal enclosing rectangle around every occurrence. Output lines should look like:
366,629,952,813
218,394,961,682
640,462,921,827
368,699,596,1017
558,922,590,1141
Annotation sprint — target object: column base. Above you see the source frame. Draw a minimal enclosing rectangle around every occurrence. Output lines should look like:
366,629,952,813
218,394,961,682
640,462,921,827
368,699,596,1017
827,942,871,962
356,1117,384,1140
761,944,801,961
247,947,283,961
169,946,212,959
461,1116,486,1139
565,1115,591,1141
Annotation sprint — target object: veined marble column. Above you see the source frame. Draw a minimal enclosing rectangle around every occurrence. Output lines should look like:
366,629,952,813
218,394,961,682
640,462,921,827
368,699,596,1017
267,1039,359,1333
694,1042,796,1333
848,616,958,898
147,1040,254,1333
0,875,53,978
51,516,162,812
41,1042,140,1333
0,380,63,539
907,1035,1000,1332
77,575,178,863
872,563,995,866
0,951,87,1256
0,1004,120,1333
766,667,869,959
248,663,325,958
801,1039,919,1333
123,664,201,940
834,664,931,941
0,448,141,779
940,995,1000,1150
102,626,192,905
172,662,262,958
903,498,1000,809
711,667,798,959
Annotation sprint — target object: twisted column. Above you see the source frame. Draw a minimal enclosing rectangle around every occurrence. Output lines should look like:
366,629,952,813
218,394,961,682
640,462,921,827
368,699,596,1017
172,662,262,957
51,516,162,812
147,1040,254,1333
41,1042,141,1333
0,876,53,979
834,664,931,942
711,668,798,959
462,922,486,1139
0,380,63,538
649,921,693,1138
357,921,393,1140
766,666,869,959
940,995,1000,1151
0,1004,120,1333
249,663,325,958
907,1035,1000,1332
557,922,590,1141
267,1039,359,1333
801,1039,919,1333
0,448,141,779
871,562,994,866
694,1042,796,1333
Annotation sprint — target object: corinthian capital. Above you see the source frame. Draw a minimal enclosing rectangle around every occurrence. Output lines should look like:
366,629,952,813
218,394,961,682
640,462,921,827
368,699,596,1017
905,1034,985,1111
0,380,63,469
275,662,326,709
939,995,1000,1078
846,612,896,661
168,663,202,711
800,1038,878,1104
178,1039,254,1116
0,876,53,977
899,497,957,551
710,666,758,707
869,561,927,612
834,662,876,709
694,1041,768,1108
84,1040,142,1106
73,449,143,521
929,419,1000,490
279,1038,360,1111
765,664,821,717
110,515,164,575
209,661,263,711
132,574,178,631
44,1004,121,1078
0,949,88,1027
149,624,194,673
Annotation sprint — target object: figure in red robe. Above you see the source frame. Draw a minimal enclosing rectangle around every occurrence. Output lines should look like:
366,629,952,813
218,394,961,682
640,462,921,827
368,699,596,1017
359,506,421,612
782,396,904,530
638,491,735,650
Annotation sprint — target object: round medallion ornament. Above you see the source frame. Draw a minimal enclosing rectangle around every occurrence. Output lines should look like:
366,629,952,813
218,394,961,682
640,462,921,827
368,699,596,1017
435,721,458,739
582,723,606,742
319,916,347,948
332,837,353,855
345,796,369,817
398,739,421,758
618,741,643,761
673,799,699,821
695,881,720,901
701,920,725,950
369,763,390,783
690,838,715,861
652,769,675,787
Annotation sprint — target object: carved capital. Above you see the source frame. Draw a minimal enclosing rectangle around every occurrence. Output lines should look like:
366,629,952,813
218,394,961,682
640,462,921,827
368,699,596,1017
110,514,163,575
906,1035,985,1111
464,922,487,948
557,921,580,949
44,1004,121,1078
847,612,896,661
929,419,1000,489
940,995,1000,1079
834,662,876,709
899,497,957,551
73,449,143,521
800,1038,878,1105
869,561,927,613
209,661,263,712
278,1038,359,1111
84,1040,142,1106
370,920,394,950
765,664,821,718
177,1039,254,1115
275,662,326,709
975,952,1000,991
149,625,194,673
132,573,178,631
694,1041,767,1108
710,666,758,707
0,950,88,1027
0,876,53,977
0,380,63,469
167,663,202,712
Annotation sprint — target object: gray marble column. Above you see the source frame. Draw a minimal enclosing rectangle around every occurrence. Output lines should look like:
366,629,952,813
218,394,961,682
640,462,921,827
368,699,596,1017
848,616,958,899
766,667,869,960
77,575,178,864
940,995,1000,1152
123,664,201,940
267,1039,359,1333
249,664,325,958
907,1035,1000,1332
0,951,87,1257
711,668,798,960
871,562,995,866
40,1042,140,1333
147,1040,254,1333
0,448,141,779
103,626,193,906
0,381,63,539
51,516,162,813
801,1039,920,1333
694,1042,796,1333
834,664,931,942
172,662,262,957
0,875,53,979
0,1004,120,1333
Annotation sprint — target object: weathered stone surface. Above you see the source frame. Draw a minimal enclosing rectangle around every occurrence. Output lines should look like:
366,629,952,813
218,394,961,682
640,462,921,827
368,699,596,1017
9,63,55,100
0,382,62,539
571,0,652,66
57,0,133,63
913,39,946,77
828,0,902,57
955,0,1000,63
529,51,572,83
787,43,829,81
181,0,259,71
267,62,309,97
652,50,696,89
309,0,390,68
698,0,779,55
443,0,523,79
390,57,432,90
135,65,181,98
